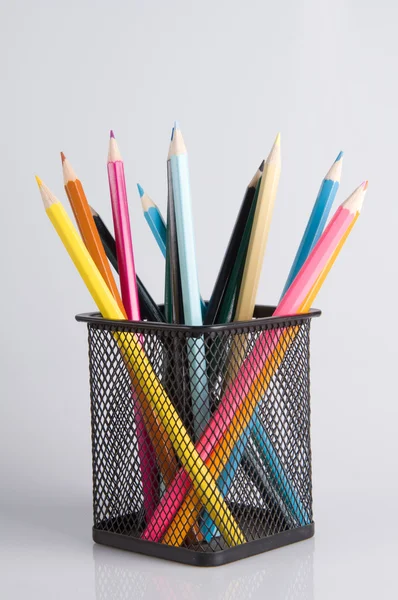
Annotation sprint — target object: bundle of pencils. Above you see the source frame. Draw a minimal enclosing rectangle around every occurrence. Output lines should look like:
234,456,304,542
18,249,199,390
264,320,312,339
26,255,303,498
36,123,366,547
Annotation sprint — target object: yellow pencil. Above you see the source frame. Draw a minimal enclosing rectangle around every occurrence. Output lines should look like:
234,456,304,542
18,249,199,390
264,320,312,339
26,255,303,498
36,176,246,547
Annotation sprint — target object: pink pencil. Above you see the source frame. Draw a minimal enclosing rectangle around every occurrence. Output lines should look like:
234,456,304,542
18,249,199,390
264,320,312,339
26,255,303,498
142,181,366,541
107,131,157,519
107,131,140,320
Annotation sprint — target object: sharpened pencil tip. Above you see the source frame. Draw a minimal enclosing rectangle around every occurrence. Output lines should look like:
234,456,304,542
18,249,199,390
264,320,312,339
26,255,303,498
174,120,180,131
137,183,144,198
265,133,281,165
89,205,98,217
60,152,66,164
335,151,344,162
259,159,265,172
362,180,368,190
35,175,42,188
110,130,115,139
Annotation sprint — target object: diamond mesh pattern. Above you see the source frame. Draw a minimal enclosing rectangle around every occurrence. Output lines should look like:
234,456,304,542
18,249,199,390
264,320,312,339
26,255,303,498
84,309,314,553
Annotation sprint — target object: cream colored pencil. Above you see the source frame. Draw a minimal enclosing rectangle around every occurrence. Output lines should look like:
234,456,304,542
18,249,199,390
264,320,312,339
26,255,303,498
223,134,281,386
234,133,281,321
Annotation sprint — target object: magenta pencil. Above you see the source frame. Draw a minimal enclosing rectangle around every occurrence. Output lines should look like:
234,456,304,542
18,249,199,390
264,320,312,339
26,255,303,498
107,130,157,519
141,181,366,542
107,131,140,320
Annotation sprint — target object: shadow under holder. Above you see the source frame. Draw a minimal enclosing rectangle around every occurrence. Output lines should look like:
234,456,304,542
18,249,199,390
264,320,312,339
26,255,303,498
76,305,321,567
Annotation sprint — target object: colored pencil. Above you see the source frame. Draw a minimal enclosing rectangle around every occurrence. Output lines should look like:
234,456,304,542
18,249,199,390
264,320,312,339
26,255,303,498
276,181,366,315
142,181,366,544
89,207,164,323
218,176,262,324
107,131,140,321
138,184,167,258
204,161,264,325
280,151,343,298
234,134,281,321
138,183,207,317
61,153,126,317
165,161,184,324
36,176,245,547
168,123,210,439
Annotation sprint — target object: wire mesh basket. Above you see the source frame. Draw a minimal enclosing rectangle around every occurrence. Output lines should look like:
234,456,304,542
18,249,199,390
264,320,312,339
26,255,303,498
76,305,320,566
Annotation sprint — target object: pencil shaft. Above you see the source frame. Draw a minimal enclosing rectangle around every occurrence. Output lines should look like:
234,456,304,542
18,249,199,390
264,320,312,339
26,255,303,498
63,172,126,317
205,164,262,325
144,205,167,258
92,212,164,322
169,143,210,439
166,160,184,324
281,156,342,298
108,160,140,320
219,178,261,324
235,136,281,321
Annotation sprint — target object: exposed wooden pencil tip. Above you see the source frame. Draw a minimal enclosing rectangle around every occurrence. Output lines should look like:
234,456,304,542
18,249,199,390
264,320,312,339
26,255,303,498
60,151,66,164
265,133,281,165
110,130,115,139
35,175,42,188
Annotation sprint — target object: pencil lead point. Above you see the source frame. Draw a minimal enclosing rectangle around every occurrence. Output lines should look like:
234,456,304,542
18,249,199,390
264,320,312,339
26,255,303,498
335,151,344,162
174,120,180,131
60,152,66,164
110,130,115,139
137,183,144,198
35,175,42,188
259,159,265,172
362,180,368,190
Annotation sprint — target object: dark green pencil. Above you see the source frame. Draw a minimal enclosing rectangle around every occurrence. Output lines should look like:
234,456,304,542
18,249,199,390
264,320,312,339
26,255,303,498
204,160,264,325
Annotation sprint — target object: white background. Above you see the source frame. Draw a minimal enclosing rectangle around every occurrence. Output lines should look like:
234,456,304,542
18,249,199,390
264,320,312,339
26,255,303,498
1,1,396,598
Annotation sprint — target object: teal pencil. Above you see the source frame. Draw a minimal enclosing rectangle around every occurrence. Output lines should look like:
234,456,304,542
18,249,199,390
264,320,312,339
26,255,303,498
280,151,343,297
138,184,167,258
137,183,207,316
168,123,210,439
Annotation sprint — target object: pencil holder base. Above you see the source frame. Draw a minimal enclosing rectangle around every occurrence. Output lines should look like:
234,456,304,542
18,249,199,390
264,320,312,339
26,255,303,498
92,506,314,567
93,521,314,567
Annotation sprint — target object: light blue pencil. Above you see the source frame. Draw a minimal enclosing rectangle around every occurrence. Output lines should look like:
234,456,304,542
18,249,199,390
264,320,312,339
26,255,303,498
168,123,210,438
137,183,207,317
138,184,167,258
280,151,343,298
200,412,309,541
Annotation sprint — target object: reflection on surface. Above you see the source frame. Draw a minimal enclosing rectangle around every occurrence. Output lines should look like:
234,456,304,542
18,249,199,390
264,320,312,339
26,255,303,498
93,538,314,600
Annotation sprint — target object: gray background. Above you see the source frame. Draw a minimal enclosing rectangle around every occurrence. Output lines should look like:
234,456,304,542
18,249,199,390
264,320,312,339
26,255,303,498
1,0,396,598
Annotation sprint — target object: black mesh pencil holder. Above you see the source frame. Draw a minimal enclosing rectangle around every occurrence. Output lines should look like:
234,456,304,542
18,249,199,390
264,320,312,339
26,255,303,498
76,305,321,567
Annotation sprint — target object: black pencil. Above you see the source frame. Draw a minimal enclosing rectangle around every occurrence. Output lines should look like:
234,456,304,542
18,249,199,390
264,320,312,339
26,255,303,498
90,207,165,323
165,160,184,324
204,160,264,325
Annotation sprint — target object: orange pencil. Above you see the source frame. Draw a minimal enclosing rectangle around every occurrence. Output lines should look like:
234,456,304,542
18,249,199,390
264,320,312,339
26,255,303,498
61,152,126,317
